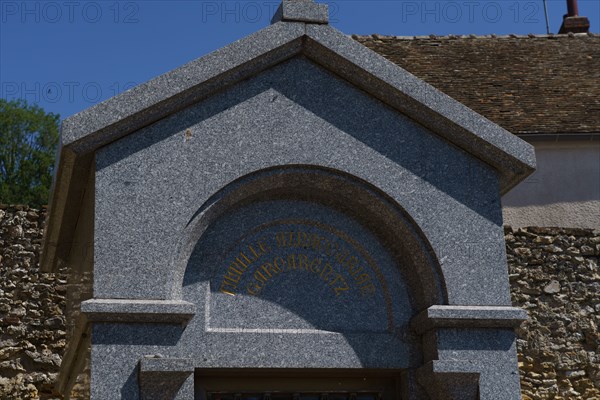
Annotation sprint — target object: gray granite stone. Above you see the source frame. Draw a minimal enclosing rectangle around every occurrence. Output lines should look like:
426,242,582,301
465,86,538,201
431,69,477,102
94,57,510,306
139,358,194,400
411,305,528,334
43,7,535,275
81,299,196,323
59,21,305,152
303,24,535,194
90,324,186,399
420,328,522,400
185,201,411,332
418,360,481,400
44,2,534,399
139,357,195,373
83,54,524,398
42,21,305,272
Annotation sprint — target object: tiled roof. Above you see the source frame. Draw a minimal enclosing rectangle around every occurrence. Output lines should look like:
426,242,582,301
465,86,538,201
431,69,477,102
353,33,600,135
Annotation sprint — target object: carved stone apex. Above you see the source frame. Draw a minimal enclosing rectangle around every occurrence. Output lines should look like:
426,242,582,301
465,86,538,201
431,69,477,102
271,0,329,24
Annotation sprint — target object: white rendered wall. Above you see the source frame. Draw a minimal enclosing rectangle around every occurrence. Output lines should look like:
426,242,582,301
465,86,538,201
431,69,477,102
502,138,600,229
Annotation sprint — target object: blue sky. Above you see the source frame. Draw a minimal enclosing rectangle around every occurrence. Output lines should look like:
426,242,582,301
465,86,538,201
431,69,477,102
1,0,598,120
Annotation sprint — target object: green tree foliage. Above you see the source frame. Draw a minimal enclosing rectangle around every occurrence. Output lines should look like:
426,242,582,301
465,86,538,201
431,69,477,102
0,99,59,207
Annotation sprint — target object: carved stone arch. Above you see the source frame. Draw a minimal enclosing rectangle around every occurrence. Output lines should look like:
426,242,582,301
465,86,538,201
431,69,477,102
170,165,447,312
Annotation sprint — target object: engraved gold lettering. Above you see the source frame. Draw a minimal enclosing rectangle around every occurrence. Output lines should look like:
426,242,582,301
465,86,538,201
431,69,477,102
219,283,237,296
231,260,243,271
344,256,360,276
356,273,371,285
258,239,270,253
320,263,334,281
229,264,244,276
259,263,273,278
246,282,262,296
223,275,239,285
334,282,350,296
273,257,286,272
235,255,250,269
286,254,296,270
351,265,364,277
223,226,380,299
322,238,334,256
248,245,263,259
275,232,287,248
331,275,350,296
309,257,321,273
310,233,321,252
335,246,350,265
298,254,310,271
296,231,308,248
254,270,268,283
360,283,377,296
219,238,275,296
239,251,254,265
219,263,242,295
328,273,344,287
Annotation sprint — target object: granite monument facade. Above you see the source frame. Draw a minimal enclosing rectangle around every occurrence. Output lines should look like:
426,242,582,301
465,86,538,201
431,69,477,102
42,1,536,399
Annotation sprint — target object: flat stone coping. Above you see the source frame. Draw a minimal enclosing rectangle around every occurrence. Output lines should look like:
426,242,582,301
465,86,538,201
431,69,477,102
411,305,528,334
80,299,196,324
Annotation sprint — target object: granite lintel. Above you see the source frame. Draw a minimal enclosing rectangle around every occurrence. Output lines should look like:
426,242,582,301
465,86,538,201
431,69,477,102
271,0,329,24
411,305,528,334
80,299,196,324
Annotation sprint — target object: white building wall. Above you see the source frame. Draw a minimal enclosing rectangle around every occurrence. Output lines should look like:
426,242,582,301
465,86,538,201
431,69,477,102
502,137,600,229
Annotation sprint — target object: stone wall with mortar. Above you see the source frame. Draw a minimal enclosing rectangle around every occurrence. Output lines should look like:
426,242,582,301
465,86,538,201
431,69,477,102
0,205,64,399
507,226,600,399
0,206,598,399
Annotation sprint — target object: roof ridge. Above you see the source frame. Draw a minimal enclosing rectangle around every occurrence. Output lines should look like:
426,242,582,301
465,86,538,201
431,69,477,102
351,32,598,40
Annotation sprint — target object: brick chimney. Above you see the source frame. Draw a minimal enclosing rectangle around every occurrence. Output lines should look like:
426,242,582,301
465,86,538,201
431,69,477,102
559,0,590,33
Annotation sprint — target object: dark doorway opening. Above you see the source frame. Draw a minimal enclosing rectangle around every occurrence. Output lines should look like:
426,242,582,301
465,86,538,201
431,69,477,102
194,369,402,400
195,371,402,400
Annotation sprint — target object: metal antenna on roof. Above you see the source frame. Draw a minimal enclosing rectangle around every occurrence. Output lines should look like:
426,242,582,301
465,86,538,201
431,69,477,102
543,0,551,34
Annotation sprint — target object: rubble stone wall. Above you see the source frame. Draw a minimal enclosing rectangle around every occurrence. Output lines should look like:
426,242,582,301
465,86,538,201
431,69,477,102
507,226,600,399
0,206,64,399
1,206,598,399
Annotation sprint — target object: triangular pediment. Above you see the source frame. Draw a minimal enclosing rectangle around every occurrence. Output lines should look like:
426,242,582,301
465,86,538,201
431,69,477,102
42,5,535,272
